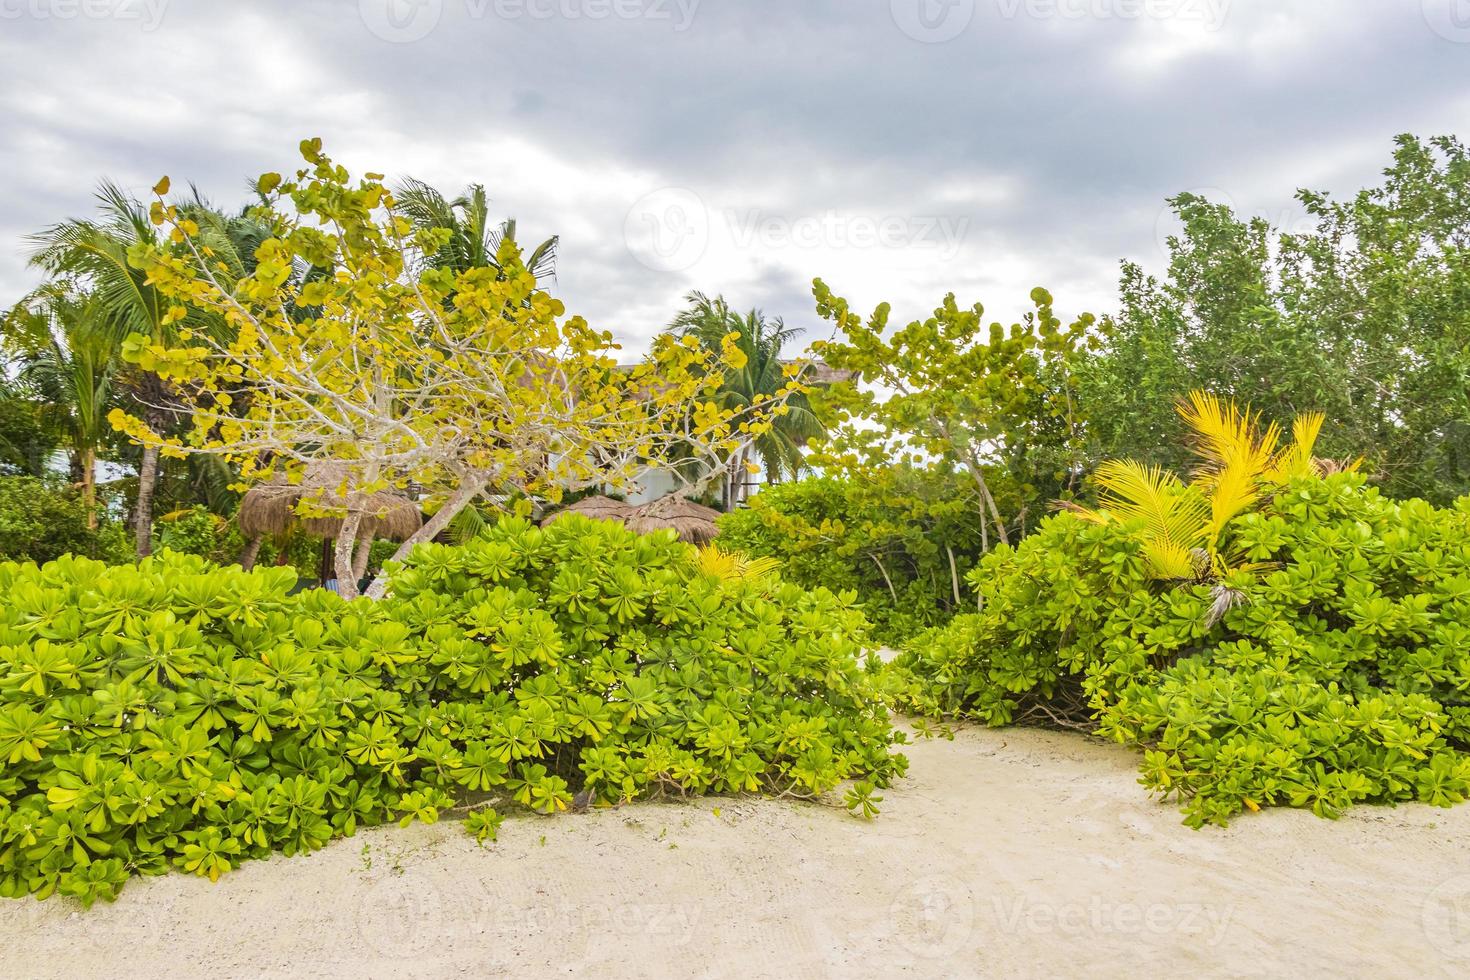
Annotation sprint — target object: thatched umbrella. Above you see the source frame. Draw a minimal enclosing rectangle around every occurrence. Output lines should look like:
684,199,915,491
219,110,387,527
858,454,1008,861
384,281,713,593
539,494,635,528
238,461,423,543
624,494,722,545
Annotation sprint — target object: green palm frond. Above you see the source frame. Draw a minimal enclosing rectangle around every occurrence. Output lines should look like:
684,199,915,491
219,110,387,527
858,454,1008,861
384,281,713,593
446,504,492,545
4,286,119,499
397,178,558,283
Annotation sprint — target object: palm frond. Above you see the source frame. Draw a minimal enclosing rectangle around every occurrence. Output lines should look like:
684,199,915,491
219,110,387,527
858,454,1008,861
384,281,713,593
1207,462,1260,541
694,545,781,583
1143,540,1198,580
1266,411,1325,481
1177,389,1280,481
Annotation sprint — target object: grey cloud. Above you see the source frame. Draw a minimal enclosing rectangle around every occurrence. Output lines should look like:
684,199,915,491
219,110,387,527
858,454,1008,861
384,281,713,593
1,0,1466,343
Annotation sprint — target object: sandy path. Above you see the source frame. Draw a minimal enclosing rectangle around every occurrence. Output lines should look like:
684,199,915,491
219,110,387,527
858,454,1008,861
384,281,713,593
4,725,1468,978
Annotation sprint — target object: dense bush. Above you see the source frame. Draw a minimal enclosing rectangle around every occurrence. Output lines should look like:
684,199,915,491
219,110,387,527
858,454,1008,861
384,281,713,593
888,473,1470,826
717,473,989,645
156,505,318,579
0,476,128,565
0,515,904,905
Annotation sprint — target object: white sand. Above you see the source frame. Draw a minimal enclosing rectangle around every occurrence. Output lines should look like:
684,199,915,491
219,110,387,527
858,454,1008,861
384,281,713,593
5,725,1469,978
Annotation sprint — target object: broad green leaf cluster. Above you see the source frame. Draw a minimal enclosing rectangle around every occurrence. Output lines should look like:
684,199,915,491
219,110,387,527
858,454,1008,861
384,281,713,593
0,515,904,906
810,280,1101,550
716,472,992,645
888,473,1470,826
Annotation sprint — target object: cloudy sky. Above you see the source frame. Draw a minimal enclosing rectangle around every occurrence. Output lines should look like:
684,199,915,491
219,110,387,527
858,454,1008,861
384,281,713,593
2,0,1468,351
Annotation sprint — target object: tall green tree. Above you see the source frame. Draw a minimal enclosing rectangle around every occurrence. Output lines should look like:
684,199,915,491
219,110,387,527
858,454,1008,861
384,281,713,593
395,179,558,281
811,282,1098,551
1084,134,1470,502
0,386,53,478
27,181,186,554
670,291,825,507
4,288,117,527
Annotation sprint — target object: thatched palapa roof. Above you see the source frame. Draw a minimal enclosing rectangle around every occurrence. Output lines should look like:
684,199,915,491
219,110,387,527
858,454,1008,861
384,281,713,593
539,495,635,527
540,493,632,531
539,492,721,545
624,494,722,545
238,461,423,542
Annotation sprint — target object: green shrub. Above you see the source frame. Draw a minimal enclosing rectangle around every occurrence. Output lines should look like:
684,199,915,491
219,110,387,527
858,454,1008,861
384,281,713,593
0,514,903,905
155,505,317,578
717,473,989,645
0,476,128,565
889,473,1470,826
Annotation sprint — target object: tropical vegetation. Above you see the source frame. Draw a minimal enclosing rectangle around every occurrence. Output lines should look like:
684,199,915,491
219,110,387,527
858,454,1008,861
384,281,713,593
0,129,1467,918
0,515,904,905
885,396,1470,825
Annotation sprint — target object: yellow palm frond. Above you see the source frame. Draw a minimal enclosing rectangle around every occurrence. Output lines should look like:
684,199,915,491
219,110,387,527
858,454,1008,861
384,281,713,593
1177,390,1285,491
1265,410,1325,481
1207,463,1260,542
1143,540,1198,580
1085,459,1215,579
694,545,781,583
1075,391,1347,588
1093,460,1211,549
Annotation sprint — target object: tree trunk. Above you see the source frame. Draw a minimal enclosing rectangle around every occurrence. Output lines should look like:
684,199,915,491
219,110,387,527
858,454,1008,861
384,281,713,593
333,510,366,600
937,420,1009,549
958,452,1008,548
81,447,97,530
868,552,899,604
239,533,264,571
945,544,962,607
366,477,486,600
134,443,159,557
351,527,375,586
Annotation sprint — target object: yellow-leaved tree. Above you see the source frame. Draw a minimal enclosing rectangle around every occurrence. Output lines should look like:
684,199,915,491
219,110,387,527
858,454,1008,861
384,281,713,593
112,139,800,598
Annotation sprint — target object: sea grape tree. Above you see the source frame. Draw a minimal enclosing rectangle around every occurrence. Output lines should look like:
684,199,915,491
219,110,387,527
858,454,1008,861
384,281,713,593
809,280,1101,551
112,140,799,597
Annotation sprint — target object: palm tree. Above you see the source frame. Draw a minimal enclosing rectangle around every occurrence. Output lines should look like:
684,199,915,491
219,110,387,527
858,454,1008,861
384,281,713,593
670,292,825,508
395,179,558,281
1069,391,1347,594
4,288,117,527
27,181,188,555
